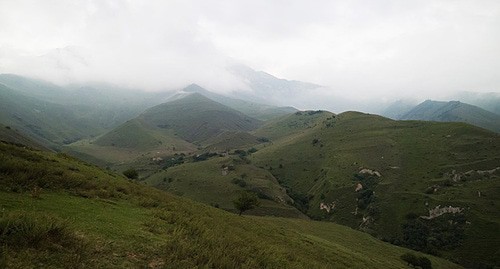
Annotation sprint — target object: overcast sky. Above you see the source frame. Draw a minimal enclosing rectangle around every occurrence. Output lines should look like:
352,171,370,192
0,0,499,101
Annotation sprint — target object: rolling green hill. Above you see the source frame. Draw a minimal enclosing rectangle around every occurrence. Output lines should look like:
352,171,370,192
400,100,500,133
0,141,461,268
139,92,262,143
66,93,263,166
249,111,500,267
144,153,306,219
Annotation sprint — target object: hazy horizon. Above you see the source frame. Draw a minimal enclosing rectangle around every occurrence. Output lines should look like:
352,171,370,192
1,0,499,109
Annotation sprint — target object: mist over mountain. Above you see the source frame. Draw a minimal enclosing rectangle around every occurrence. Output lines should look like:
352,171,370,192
1,1,500,268
400,100,500,133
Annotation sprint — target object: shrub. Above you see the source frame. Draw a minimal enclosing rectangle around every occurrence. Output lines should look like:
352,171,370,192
123,168,138,179
193,152,217,162
257,137,270,143
417,256,432,269
401,253,419,266
233,192,260,216
401,253,432,269
234,150,247,158
231,178,247,188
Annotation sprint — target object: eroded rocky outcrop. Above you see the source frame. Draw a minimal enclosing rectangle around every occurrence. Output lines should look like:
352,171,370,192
421,205,463,220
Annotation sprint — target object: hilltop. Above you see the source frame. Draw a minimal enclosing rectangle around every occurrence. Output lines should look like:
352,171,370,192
182,84,298,120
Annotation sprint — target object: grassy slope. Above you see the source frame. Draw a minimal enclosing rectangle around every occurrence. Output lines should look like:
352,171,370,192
65,93,264,166
144,154,305,219
0,123,49,151
139,93,262,143
251,111,500,266
0,141,461,268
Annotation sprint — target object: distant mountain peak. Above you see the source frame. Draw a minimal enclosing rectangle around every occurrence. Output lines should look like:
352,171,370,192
400,99,500,133
183,83,206,93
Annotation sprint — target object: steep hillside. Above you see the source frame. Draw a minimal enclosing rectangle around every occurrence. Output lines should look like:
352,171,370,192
0,141,460,268
0,74,172,130
0,123,49,151
0,84,103,149
250,112,500,267
400,100,500,133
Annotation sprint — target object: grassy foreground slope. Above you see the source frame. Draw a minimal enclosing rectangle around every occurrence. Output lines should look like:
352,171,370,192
251,111,500,267
0,142,460,268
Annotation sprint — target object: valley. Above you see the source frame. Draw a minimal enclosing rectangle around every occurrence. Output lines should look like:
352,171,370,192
1,75,499,268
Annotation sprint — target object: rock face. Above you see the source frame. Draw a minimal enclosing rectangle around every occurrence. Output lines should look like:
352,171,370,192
421,205,463,220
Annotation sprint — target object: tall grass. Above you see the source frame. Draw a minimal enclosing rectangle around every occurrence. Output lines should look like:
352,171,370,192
0,211,74,249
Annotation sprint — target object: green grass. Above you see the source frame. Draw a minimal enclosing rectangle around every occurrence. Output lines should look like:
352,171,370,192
144,154,305,218
0,141,461,268
250,111,500,266
139,93,262,143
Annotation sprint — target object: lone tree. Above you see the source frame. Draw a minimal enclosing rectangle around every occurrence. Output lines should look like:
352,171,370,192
123,168,138,179
233,191,260,216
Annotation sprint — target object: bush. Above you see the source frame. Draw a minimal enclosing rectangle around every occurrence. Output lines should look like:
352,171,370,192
257,137,270,143
234,150,247,158
123,168,138,179
401,253,432,269
417,256,432,269
233,192,260,216
231,178,247,188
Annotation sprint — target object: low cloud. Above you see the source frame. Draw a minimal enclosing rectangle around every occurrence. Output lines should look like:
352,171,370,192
0,0,498,101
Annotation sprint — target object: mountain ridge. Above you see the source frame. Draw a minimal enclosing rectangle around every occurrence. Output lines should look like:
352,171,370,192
400,100,500,133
